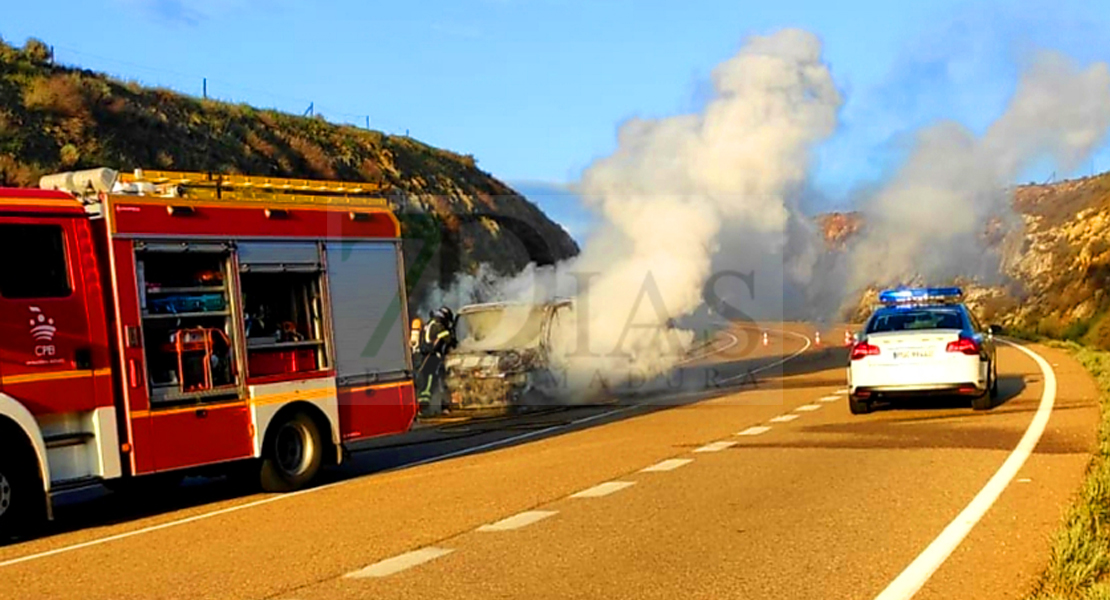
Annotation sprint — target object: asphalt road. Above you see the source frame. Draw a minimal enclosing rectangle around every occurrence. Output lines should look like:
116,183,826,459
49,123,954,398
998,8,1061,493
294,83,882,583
0,324,1100,600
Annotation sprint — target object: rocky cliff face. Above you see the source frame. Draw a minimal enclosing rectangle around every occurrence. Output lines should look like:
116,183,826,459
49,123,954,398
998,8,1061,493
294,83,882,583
0,38,578,310
820,173,1110,348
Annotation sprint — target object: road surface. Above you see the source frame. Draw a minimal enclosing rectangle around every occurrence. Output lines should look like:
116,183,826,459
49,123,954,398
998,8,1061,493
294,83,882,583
0,324,1100,600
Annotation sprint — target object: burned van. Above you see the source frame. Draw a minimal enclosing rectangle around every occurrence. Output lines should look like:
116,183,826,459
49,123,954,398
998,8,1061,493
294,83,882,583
444,299,573,410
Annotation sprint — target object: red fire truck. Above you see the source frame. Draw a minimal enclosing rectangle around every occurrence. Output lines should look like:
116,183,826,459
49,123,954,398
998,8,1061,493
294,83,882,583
0,168,418,535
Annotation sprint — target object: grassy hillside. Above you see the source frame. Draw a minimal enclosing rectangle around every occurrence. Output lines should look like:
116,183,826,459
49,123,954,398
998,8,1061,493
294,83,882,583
0,37,578,306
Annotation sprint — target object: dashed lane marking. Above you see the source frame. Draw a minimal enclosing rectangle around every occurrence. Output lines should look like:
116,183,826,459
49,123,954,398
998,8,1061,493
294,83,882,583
794,404,821,412
477,511,558,532
0,325,816,570
570,481,637,498
834,390,849,396
819,395,841,402
641,458,695,472
769,414,799,423
737,426,771,436
345,547,455,579
694,441,738,453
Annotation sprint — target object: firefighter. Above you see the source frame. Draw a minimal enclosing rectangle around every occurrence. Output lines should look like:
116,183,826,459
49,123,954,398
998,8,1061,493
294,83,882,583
416,306,457,416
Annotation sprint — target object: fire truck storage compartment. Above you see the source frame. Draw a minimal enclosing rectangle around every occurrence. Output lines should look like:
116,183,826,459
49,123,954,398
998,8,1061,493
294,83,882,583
136,242,238,405
325,241,410,385
238,242,328,380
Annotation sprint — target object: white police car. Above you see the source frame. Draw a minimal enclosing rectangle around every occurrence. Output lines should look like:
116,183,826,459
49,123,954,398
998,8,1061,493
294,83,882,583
847,287,1001,414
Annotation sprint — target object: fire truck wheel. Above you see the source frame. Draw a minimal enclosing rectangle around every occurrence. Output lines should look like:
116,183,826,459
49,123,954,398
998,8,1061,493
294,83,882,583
261,412,323,492
0,441,44,539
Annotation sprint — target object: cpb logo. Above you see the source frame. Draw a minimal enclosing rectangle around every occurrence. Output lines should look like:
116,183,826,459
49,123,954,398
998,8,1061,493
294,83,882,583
28,306,56,342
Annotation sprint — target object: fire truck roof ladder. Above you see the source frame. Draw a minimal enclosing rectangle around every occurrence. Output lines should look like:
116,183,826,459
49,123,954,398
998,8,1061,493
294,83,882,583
40,168,389,208
119,169,389,208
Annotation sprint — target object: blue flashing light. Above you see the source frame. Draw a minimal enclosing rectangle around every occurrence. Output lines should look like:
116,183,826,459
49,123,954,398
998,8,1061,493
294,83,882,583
878,286,963,306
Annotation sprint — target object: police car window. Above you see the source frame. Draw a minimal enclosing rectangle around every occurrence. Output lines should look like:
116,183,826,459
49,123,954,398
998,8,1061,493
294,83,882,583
867,310,963,333
0,224,72,299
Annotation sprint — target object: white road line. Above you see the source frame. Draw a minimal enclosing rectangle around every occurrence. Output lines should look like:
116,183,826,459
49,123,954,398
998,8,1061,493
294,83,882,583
570,481,636,498
873,340,1057,600
819,395,841,402
794,404,821,412
694,441,738,453
477,510,558,532
834,390,849,396
720,329,813,383
345,547,455,579
401,405,639,470
769,414,799,423
0,405,637,570
677,331,741,365
640,458,694,472
737,426,771,436
0,325,813,570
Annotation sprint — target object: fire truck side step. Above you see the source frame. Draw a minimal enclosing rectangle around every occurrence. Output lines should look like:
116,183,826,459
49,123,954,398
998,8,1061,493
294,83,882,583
50,476,103,494
44,432,95,449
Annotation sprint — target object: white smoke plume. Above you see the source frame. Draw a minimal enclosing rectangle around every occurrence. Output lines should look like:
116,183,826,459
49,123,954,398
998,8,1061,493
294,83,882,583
466,29,843,393
847,51,1110,291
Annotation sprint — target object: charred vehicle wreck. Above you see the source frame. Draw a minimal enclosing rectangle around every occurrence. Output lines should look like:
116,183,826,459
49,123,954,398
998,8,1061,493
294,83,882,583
444,300,573,411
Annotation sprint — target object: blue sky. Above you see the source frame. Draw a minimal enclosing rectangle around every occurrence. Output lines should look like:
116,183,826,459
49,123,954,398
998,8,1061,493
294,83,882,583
5,0,1110,240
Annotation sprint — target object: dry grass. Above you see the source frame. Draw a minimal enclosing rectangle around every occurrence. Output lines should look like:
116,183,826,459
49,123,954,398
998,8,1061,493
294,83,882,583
1028,345,1110,599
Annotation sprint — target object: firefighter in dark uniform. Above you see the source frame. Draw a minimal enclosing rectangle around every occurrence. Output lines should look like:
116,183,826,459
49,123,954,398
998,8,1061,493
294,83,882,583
416,306,456,416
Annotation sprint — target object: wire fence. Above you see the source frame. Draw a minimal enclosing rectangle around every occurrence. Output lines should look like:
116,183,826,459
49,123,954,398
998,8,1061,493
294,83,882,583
49,43,415,138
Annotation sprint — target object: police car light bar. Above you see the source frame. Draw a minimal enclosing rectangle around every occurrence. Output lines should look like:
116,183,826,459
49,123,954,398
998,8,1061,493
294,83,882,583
878,287,963,306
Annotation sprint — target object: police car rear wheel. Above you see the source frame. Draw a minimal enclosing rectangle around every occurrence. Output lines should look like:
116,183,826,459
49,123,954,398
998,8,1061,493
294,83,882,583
849,395,871,415
260,413,323,493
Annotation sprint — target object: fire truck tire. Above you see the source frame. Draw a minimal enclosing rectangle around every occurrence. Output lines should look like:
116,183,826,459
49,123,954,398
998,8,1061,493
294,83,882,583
0,438,45,540
260,412,323,492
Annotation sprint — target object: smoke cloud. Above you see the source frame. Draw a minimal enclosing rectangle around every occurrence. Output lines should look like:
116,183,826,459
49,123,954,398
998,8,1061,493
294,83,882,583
447,29,842,394
432,27,1110,402
846,51,1110,292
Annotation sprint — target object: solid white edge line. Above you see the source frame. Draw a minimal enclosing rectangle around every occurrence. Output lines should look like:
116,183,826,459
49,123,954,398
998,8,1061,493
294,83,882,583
0,323,804,569
677,331,741,366
873,340,1057,600
570,481,637,499
345,547,455,579
720,329,813,383
476,510,558,532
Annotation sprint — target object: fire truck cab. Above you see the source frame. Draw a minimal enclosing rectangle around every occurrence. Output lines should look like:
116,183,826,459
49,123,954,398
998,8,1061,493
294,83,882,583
0,168,417,537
